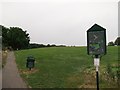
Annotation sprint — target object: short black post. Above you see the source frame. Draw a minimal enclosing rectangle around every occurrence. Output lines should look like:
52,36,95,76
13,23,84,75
95,55,99,90
96,71,99,90
29,67,31,70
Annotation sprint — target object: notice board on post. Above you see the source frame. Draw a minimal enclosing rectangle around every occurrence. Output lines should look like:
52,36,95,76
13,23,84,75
87,24,106,55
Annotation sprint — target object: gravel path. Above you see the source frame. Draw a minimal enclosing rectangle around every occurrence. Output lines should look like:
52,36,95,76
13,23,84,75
2,51,27,88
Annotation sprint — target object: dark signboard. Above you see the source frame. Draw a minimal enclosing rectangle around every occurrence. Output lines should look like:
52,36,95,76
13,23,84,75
87,24,106,55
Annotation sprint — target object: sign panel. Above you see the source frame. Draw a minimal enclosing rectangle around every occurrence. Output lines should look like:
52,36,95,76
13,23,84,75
87,24,106,55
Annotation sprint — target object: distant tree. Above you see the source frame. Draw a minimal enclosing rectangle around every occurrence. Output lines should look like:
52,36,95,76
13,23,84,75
2,25,30,50
2,25,10,47
29,43,46,49
0,25,2,49
47,44,51,47
51,44,56,47
108,41,114,46
8,27,30,50
114,37,120,46
0,25,2,36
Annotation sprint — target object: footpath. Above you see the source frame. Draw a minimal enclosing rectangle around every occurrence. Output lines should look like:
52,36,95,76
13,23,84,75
2,51,27,88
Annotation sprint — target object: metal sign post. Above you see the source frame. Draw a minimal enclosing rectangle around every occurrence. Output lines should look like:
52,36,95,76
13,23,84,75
94,55,100,90
87,24,107,90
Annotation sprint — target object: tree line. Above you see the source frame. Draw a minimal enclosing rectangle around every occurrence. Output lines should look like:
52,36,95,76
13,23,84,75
108,37,120,46
1,25,66,50
29,43,66,49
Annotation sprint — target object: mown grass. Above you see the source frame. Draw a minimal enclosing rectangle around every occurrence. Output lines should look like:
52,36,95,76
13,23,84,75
15,46,119,88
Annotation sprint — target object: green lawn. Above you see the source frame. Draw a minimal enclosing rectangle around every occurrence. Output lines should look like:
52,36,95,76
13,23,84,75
15,46,119,88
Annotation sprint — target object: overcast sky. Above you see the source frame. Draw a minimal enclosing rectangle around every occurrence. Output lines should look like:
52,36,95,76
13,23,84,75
1,0,119,46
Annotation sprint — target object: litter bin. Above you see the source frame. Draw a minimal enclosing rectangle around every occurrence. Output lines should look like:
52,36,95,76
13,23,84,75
26,56,35,70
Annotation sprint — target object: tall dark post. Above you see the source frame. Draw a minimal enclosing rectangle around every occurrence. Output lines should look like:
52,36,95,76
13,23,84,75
29,67,31,71
96,71,99,90
95,55,99,90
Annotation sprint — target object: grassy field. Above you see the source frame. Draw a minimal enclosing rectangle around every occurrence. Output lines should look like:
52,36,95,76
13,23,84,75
15,46,119,88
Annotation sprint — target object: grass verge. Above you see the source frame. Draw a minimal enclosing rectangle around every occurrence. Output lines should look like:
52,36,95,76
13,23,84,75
2,50,8,67
15,46,119,88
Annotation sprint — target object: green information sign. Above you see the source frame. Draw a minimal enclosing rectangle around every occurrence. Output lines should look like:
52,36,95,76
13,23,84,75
87,24,106,55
